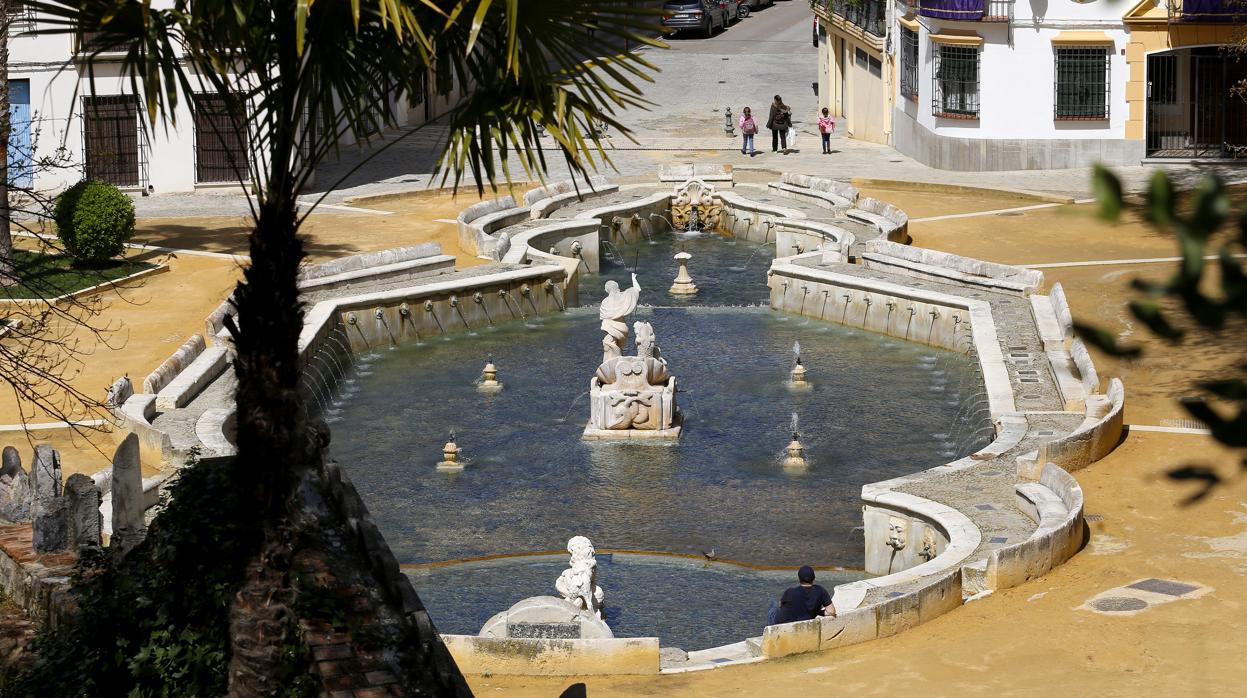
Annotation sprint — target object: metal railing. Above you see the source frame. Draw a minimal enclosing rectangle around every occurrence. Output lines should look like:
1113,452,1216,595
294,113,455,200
5,0,36,32
913,0,1014,23
823,0,886,38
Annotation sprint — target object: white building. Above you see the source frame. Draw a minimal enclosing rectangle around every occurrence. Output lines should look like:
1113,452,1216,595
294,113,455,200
814,0,1246,170
7,1,460,194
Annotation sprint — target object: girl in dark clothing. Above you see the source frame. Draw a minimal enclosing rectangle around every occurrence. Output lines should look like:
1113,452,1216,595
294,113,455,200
766,95,792,153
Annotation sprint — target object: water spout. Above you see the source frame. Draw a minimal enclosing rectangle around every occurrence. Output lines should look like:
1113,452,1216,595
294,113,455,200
498,289,525,320
521,283,540,317
473,291,495,326
544,279,567,311
425,300,446,335
789,341,809,389
783,412,807,469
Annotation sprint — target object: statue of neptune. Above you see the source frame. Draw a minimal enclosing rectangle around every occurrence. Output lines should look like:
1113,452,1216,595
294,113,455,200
598,273,641,364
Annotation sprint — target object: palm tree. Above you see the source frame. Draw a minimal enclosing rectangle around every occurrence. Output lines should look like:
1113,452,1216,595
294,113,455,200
30,0,660,692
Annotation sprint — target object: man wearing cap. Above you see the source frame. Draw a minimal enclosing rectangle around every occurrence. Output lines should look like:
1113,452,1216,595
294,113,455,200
771,565,836,624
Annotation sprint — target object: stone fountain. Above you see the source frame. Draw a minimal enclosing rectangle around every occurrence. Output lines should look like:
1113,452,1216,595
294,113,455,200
478,355,503,393
783,413,807,469
669,252,698,295
477,535,612,640
670,178,723,231
788,340,810,390
584,274,682,440
436,432,463,471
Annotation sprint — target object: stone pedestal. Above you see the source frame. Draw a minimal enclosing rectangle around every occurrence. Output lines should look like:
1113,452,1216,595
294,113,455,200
479,596,613,640
583,373,681,441
668,252,698,296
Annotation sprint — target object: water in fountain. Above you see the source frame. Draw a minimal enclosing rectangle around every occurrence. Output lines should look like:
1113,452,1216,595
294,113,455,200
331,307,986,568
582,232,774,308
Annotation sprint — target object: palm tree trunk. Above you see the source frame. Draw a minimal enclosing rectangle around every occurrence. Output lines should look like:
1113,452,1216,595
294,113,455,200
0,0,16,288
225,188,311,694
227,525,295,697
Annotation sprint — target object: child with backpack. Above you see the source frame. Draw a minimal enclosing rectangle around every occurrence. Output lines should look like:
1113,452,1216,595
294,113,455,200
739,107,759,156
818,108,836,155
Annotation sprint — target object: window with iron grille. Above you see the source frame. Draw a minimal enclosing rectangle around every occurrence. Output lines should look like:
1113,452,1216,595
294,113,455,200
900,27,919,101
1148,54,1176,105
932,44,979,119
193,93,250,183
6,0,36,32
82,95,142,187
1054,46,1110,120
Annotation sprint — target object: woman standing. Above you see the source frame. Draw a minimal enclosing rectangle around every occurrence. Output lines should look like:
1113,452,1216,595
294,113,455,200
766,95,791,153
739,106,759,156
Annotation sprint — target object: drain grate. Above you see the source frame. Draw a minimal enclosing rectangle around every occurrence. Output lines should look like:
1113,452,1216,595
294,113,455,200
1085,514,1104,522
996,212,1024,217
1017,369,1040,375
1020,393,1043,400
1092,597,1148,613
1019,377,1041,383
1160,418,1208,430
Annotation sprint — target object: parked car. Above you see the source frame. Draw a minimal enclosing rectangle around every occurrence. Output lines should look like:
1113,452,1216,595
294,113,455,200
738,0,774,19
661,0,737,38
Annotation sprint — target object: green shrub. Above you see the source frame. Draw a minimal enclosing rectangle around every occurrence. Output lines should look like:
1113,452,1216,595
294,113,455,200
53,180,136,265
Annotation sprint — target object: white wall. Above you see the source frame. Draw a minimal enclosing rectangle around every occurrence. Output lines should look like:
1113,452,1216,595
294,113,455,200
899,5,1130,142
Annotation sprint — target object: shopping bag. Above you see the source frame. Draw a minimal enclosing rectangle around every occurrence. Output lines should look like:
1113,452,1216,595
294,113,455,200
786,126,798,149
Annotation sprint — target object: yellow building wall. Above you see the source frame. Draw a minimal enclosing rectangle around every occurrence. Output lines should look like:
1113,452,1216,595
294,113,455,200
819,17,893,146
1124,20,1241,141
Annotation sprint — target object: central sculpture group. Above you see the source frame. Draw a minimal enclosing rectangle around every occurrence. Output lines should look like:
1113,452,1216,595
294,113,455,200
583,273,682,440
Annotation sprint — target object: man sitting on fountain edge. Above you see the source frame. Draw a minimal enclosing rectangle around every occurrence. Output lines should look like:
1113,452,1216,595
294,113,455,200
769,565,836,625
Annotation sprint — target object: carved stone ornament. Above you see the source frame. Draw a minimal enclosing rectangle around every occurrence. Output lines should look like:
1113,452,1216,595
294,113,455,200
886,516,908,552
670,178,723,230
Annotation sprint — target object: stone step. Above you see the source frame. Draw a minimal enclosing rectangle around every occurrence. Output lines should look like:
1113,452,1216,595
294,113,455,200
745,636,763,658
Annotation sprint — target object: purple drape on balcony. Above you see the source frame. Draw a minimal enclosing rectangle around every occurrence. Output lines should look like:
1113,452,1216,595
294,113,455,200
1180,0,1245,22
917,0,985,20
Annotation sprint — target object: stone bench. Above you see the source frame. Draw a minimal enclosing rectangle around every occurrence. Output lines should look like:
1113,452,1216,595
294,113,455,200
155,346,230,411
299,243,444,283
1029,294,1066,352
767,181,853,210
982,467,1084,592
860,252,1036,295
859,240,1044,295
779,172,859,203
143,334,206,395
195,408,237,457
1039,378,1125,473
854,197,909,243
297,255,456,293
456,195,531,257
523,176,617,219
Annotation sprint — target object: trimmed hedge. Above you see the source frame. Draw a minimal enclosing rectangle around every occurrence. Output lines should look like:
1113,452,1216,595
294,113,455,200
53,180,136,265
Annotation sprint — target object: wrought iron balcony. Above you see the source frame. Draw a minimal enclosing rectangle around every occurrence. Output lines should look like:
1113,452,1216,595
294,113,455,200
1173,0,1246,22
817,0,887,38
915,0,1014,22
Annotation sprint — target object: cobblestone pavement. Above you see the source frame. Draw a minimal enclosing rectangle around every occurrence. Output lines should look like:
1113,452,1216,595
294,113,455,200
131,0,1244,220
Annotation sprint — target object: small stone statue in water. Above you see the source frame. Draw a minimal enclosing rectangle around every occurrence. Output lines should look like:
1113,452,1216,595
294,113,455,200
555,535,604,619
598,273,641,364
